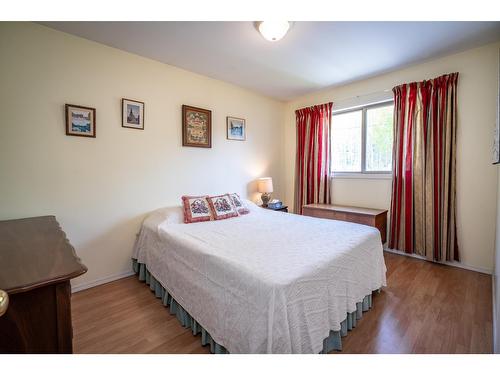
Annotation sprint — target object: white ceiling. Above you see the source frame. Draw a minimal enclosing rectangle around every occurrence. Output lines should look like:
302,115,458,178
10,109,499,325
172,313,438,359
41,22,500,101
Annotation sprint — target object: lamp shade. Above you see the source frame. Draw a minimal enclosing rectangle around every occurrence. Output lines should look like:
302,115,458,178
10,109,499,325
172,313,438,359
257,177,273,193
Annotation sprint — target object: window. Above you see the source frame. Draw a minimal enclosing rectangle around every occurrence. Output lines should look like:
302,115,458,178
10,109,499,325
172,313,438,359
331,101,393,174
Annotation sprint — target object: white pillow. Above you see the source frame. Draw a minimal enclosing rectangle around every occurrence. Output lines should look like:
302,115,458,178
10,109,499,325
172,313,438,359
241,199,260,212
144,206,184,228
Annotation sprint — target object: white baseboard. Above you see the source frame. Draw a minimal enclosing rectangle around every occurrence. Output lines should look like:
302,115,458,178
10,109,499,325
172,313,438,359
71,270,135,293
383,248,493,275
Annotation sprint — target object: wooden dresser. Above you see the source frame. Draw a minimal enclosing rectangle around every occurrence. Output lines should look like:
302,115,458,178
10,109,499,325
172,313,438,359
302,204,388,244
0,216,87,353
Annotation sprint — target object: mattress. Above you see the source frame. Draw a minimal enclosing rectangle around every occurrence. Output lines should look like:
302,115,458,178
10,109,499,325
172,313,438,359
133,202,387,353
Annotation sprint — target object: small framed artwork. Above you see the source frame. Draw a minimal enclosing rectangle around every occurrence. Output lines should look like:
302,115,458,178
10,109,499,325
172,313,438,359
227,116,246,141
65,104,96,138
182,105,211,148
122,98,145,130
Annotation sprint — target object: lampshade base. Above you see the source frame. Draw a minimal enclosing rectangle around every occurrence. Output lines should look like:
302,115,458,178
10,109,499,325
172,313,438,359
261,193,271,207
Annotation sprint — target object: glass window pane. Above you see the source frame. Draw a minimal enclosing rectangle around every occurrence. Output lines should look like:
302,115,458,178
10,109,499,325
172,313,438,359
331,110,362,172
366,105,393,172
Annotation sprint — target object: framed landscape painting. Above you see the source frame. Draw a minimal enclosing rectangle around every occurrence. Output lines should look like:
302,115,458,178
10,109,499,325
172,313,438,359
182,105,211,148
122,98,144,130
227,116,246,141
65,104,96,138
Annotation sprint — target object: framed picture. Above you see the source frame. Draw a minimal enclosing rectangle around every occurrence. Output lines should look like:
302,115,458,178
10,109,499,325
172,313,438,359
122,98,144,130
182,105,211,148
65,104,96,138
226,116,246,141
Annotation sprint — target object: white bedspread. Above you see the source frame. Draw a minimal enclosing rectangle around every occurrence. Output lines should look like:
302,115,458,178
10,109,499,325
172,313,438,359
133,205,386,353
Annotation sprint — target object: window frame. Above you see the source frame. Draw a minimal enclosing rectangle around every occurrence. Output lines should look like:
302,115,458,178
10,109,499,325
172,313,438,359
331,99,394,178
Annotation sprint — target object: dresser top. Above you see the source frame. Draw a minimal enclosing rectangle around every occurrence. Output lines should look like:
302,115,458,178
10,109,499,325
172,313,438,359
303,203,387,216
0,216,87,294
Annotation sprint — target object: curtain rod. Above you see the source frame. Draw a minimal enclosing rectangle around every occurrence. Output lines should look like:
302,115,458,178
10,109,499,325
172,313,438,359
333,88,393,104
333,72,457,104
296,72,456,110
295,89,393,112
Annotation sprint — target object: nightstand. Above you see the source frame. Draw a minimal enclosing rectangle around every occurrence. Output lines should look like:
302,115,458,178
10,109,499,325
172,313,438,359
261,205,288,213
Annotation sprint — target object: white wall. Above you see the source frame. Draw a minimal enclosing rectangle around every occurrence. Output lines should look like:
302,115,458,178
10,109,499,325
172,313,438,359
0,22,285,290
284,42,500,274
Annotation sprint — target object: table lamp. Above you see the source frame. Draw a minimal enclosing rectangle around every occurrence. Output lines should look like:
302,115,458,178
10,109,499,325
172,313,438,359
257,177,273,207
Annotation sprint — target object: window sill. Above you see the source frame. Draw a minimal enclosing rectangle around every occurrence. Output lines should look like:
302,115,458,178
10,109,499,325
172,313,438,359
331,173,392,180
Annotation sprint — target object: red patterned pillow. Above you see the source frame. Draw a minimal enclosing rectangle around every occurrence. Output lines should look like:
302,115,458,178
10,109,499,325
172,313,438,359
228,193,250,215
182,195,213,223
207,194,239,220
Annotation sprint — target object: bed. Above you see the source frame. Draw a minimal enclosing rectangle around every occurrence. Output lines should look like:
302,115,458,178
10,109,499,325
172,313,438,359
132,200,386,354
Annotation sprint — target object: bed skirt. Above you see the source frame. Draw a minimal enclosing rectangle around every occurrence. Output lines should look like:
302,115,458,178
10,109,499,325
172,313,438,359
132,259,375,354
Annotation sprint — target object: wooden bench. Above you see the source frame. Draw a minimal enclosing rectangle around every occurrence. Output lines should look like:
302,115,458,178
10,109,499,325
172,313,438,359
302,204,388,244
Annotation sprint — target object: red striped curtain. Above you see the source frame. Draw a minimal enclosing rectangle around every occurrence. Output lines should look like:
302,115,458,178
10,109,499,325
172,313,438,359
389,73,459,262
294,103,333,214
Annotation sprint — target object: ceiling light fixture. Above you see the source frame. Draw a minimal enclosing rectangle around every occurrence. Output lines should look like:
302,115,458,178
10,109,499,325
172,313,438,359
257,21,290,42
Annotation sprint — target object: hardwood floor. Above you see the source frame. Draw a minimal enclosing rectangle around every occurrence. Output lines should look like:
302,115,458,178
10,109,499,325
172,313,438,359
71,252,493,354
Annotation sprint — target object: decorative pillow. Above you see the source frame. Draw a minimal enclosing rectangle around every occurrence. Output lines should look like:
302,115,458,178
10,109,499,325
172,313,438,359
207,194,239,220
182,195,213,223
228,193,250,215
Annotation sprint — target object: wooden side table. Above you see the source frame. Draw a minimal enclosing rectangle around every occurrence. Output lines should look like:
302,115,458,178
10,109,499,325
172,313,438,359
302,204,388,243
261,205,288,213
